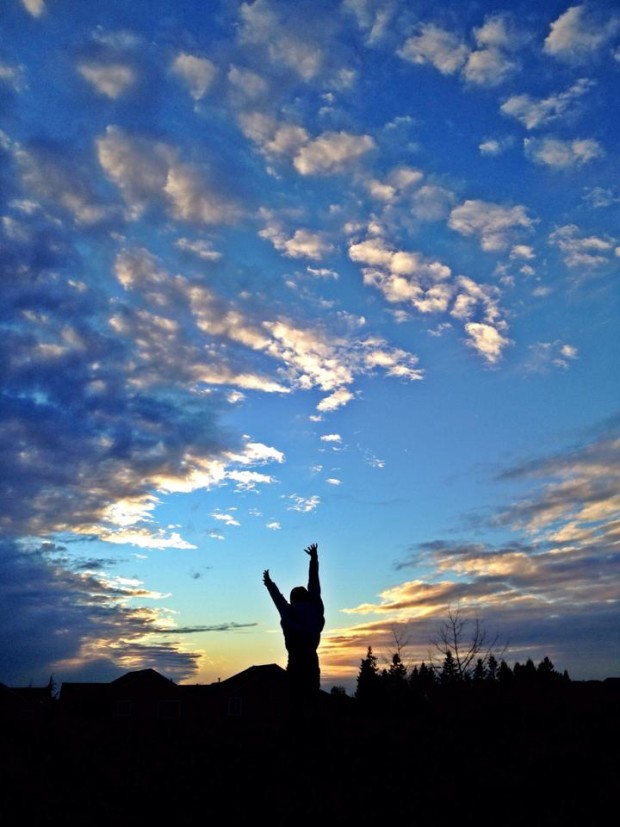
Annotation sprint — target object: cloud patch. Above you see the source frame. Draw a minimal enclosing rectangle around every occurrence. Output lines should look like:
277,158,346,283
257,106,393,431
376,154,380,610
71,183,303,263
448,199,535,251
501,78,595,129
544,5,620,64
524,137,604,168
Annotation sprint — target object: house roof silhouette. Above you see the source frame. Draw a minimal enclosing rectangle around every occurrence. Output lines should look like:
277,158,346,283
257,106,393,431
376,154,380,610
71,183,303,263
56,664,297,722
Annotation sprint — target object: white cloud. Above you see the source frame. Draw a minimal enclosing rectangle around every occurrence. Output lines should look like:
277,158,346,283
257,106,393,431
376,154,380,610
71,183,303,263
193,280,418,401
112,248,288,396
171,53,217,100
77,62,136,98
164,163,238,225
582,186,620,209
266,521,281,530
343,0,394,45
410,185,455,221
227,391,246,405
473,13,517,50
463,14,526,86
544,5,620,64
146,439,284,497
264,123,310,160
560,344,578,360
450,276,502,325
501,78,595,129
226,470,275,491
524,341,579,372
317,388,355,412
349,234,508,361
326,478,342,486
365,166,424,204
448,199,535,251
211,511,241,527
114,245,422,414
320,433,342,443
0,62,27,93
259,219,333,260
228,65,268,102
239,0,323,80
97,126,238,224
102,496,158,528
21,0,45,17
97,127,170,217
175,238,222,261
510,245,535,260
349,237,452,312
399,15,523,86
549,224,615,268
398,23,469,75
286,494,320,512
307,266,339,279
231,440,285,467
361,342,423,380
101,527,197,550
15,145,111,225
463,47,515,87
238,113,308,161
479,138,510,156
293,131,375,176
524,137,604,168
464,322,511,363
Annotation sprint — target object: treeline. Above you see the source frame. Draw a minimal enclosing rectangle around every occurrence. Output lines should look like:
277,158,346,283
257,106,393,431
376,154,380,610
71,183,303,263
342,646,571,714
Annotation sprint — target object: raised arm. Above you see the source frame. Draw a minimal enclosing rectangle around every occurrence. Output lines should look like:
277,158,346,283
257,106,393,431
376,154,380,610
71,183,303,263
263,569,288,615
304,543,321,599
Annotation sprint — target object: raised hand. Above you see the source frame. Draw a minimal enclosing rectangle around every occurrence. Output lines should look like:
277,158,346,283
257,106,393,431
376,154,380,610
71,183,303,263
263,569,271,584
304,543,318,559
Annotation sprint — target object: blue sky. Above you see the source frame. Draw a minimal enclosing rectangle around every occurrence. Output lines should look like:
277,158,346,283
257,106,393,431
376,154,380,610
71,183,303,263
1,0,619,691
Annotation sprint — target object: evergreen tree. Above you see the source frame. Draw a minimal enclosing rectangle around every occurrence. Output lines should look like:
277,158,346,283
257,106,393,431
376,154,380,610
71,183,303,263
498,659,513,688
387,652,407,682
356,646,381,709
418,662,436,696
473,658,486,684
384,653,408,711
537,656,556,680
440,650,458,685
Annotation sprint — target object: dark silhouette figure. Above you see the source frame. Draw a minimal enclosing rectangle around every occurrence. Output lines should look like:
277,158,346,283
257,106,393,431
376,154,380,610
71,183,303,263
263,543,325,717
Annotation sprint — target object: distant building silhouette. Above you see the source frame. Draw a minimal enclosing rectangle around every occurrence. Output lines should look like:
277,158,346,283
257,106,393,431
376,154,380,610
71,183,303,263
54,664,328,725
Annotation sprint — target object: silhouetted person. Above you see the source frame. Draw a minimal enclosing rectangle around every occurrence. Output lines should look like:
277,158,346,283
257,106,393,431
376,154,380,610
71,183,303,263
263,543,325,718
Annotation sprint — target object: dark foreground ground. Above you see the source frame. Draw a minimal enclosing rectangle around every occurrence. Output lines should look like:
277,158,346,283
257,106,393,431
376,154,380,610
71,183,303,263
2,682,619,825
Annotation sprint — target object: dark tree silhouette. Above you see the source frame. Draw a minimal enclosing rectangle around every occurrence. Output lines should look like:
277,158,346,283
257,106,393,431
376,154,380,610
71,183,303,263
355,646,382,710
430,605,502,681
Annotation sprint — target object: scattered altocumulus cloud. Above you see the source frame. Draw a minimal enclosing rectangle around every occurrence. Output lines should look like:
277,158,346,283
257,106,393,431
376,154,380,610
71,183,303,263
398,13,524,87
448,199,535,251
501,78,595,129
524,137,604,168
21,0,46,17
549,224,616,269
171,53,217,100
78,62,137,98
524,341,579,372
544,4,620,64
286,494,320,512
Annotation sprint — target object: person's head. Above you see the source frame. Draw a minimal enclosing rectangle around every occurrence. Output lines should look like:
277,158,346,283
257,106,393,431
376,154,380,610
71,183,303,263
290,586,309,604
